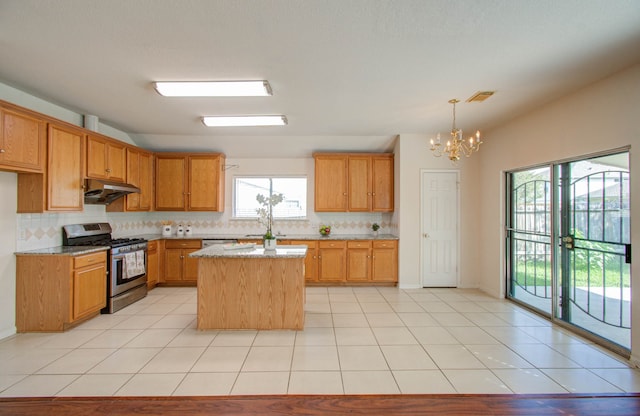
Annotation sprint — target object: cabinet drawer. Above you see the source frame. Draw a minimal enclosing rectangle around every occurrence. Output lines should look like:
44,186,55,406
147,240,158,251
165,239,202,249
73,251,107,269
318,240,346,249
347,241,371,249
289,240,317,249
373,240,397,249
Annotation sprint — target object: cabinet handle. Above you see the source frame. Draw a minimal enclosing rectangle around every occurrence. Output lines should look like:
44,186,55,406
372,192,376,196
367,192,371,195
343,192,347,195
106,168,111,173
0,149,5,153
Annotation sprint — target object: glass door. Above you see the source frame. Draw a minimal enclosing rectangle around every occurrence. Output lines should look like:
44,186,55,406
506,167,553,315
507,151,631,351
556,153,630,349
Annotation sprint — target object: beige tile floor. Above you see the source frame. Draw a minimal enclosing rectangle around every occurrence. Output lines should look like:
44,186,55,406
1,286,640,397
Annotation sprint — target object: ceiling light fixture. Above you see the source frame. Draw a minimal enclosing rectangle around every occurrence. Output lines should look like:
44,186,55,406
429,99,483,162
154,81,272,97
202,115,287,127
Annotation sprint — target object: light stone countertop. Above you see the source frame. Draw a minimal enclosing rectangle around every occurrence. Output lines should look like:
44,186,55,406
138,233,398,241
15,246,109,256
189,244,307,259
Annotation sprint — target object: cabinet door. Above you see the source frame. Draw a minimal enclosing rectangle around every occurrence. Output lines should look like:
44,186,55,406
125,148,140,210
290,240,318,282
372,241,398,282
318,241,346,281
183,248,200,282
124,149,153,211
188,155,221,211
86,135,108,179
314,155,348,211
138,151,153,210
107,141,126,182
164,249,183,281
72,263,107,320
348,156,371,211
347,241,371,281
146,241,159,289
372,156,394,212
47,123,84,211
0,107,46,172
156,156,186,210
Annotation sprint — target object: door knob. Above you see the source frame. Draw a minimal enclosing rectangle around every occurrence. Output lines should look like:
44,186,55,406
423,233,430,238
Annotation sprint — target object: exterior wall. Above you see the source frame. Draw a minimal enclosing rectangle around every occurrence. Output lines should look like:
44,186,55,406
476,64,640,363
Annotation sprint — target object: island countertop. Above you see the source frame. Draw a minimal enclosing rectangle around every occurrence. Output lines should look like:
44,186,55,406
189,244,307,259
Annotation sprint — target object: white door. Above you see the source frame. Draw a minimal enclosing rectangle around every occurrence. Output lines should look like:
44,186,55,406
421,170,459,287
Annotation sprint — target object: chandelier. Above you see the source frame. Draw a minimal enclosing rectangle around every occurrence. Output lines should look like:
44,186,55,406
429,99,483,162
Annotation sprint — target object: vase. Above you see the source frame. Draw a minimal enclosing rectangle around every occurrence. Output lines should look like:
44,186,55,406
264,238,277,250
372,230,379,238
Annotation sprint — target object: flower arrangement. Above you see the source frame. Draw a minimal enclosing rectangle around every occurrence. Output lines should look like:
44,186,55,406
319,225,331,236
371,223,380,232
256,192,284,239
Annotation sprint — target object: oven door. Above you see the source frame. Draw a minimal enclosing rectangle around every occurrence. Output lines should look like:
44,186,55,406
111,249,147,296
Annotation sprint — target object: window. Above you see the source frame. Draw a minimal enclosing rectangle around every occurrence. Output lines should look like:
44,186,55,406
234,177,307,219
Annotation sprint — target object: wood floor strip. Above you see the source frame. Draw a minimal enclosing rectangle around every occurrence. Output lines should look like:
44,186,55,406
1,394,640,416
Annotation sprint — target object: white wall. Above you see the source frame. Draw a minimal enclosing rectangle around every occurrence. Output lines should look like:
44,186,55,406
0,172,17,338
394,134,481,289
476,64,640,363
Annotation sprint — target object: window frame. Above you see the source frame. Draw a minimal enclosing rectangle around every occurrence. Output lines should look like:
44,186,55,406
232,175,308,220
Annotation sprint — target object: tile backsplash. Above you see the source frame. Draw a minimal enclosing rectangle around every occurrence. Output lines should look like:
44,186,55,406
17,205,395,251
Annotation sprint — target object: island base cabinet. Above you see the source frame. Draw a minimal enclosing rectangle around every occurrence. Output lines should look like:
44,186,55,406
197,257,305,330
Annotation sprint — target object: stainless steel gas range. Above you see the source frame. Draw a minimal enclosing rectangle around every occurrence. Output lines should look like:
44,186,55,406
63,223,148,313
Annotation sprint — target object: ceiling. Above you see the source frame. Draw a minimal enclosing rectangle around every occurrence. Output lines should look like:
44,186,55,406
1,0,639,158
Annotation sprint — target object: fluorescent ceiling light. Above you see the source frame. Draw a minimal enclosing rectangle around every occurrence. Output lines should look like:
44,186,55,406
202,115,288,127
154,81,272,97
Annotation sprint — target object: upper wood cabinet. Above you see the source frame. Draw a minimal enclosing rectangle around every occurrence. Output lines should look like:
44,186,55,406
17,122,85,212
371,155,394,212
314,154,348,211
155,153,225,211
314,153,393,212
108,147,153,212
86,133,126,182
0,104,46,173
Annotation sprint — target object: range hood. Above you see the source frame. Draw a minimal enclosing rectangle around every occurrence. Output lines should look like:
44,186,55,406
84,178,140,205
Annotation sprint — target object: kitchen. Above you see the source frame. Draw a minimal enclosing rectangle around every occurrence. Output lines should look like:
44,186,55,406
0,1,639,406
2,94,400,336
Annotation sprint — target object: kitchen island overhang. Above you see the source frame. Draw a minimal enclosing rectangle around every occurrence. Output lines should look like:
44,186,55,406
190,245,307,330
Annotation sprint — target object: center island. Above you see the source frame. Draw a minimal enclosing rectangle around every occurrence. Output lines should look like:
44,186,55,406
190,243,307,330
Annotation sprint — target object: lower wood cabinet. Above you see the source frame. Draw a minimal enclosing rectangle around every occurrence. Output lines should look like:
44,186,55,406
154,237,397,287
346,241,372,281
288,240,318,282
162,239,202,284
372,240,398,282
146,240,160,289
318,240,346,282
16,250,107,332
